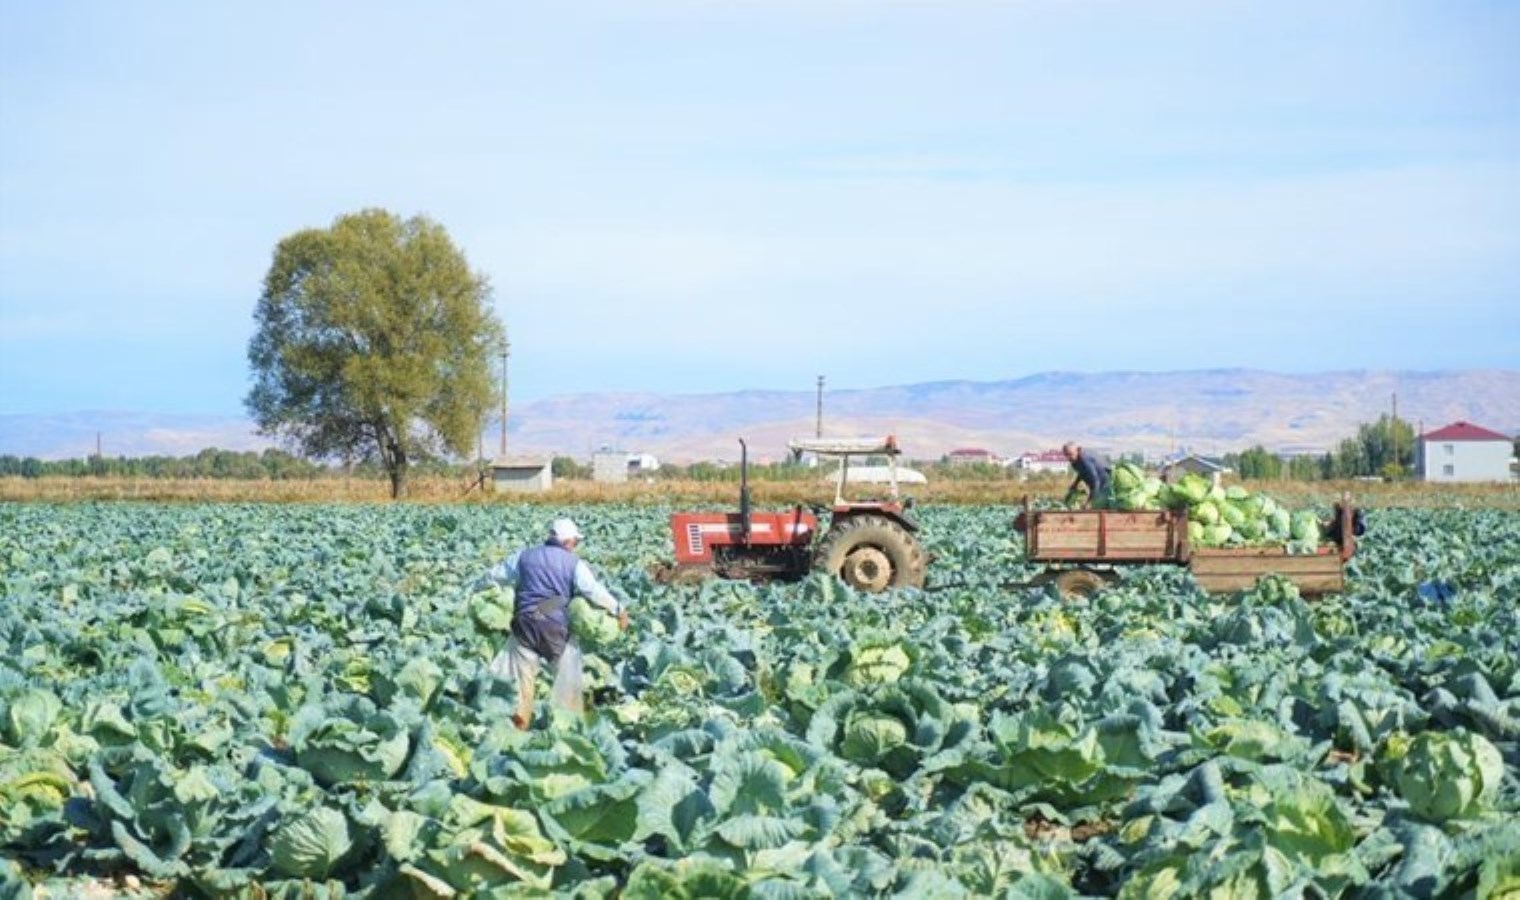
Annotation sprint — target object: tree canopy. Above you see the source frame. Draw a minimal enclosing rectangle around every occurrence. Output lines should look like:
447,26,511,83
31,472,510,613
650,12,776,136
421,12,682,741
246,209,503,497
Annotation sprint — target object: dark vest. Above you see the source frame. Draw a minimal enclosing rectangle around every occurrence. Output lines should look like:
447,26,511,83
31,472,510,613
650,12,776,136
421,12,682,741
1074,452,1111,495
515,542,580,628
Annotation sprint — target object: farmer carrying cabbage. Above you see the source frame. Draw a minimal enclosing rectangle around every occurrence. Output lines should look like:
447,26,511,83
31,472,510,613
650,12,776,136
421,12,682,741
1062,442,1111,509
477,517,629,729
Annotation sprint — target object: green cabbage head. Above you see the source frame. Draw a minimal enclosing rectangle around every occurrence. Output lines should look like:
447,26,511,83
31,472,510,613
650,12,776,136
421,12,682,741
3,689,61,747
569,596,621,650
294,711,411,786
1200,524,1234,547
842,641,912,687
1190,501,1220,526
1383,730,1504,822
1113,462,1145,493
1290,511,1321,544
272,807,352,878
1172,473,1211,505
841,711,910,764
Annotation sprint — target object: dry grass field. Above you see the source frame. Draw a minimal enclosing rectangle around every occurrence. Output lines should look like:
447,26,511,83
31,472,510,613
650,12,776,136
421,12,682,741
2,475,1516,509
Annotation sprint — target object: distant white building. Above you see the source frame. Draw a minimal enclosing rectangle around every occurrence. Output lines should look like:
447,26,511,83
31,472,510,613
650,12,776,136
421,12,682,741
1010,450,1069,474
1417,421,1514,482
591,449,628,484
944,447,999,466
627,452,660,475
490,456,553,493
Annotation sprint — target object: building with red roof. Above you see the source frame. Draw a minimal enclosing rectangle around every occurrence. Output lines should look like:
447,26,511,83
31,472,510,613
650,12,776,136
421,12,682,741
1010,449,1070,474
944,447,999,466
1416,421,1515,482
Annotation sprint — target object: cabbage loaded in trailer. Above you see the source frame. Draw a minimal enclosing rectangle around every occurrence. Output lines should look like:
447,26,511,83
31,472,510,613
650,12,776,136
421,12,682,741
1015,465,1365,599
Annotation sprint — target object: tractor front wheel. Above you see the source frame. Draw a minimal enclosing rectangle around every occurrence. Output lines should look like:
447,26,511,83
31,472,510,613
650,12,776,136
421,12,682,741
814,515,927,592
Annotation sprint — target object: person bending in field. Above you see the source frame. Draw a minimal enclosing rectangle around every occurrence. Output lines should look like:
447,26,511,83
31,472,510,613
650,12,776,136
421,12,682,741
1062,442,1111,509
477,518,628,729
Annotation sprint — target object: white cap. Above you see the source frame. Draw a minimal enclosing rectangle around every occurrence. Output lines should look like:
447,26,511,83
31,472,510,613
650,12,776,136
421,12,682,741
550,518,583,543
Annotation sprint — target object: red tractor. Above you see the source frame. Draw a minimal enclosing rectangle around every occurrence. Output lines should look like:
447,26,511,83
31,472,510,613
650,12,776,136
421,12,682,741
668,436,928,592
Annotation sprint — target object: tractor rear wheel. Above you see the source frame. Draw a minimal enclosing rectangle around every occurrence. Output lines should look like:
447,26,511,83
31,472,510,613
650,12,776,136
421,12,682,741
814,515,927,592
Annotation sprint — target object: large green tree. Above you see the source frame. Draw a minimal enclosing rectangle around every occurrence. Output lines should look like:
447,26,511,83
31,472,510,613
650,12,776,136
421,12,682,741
1233,445,1284,480
1324,414,1416,479
1356,413,1416,477
246,209,503,498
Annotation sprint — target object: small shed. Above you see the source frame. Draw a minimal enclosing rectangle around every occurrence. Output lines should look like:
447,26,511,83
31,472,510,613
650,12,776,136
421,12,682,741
1417,421,1515,482
490,456,553,493
592,449,628,484
1161,454,1231,484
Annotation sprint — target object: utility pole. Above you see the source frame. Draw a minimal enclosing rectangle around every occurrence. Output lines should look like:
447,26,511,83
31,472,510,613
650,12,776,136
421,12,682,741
1417,418,1424,479
815,375,825,438
499,334,510,458
1391,392,1399,476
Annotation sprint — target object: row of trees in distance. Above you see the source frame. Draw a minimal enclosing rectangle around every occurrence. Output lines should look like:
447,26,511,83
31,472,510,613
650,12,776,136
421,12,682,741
0,449,463,481
0,416,1467,483
1225,415,1418,481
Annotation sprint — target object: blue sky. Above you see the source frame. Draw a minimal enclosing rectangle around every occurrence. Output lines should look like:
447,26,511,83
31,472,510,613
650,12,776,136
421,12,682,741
2,0,1517,415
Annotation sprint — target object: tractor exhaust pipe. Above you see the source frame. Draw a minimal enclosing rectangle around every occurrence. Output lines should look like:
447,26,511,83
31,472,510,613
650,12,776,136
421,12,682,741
739,438,751,542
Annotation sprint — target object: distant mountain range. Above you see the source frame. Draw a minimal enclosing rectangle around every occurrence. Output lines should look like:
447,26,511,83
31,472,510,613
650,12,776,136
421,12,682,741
3,369,1516,463
0,411,268,461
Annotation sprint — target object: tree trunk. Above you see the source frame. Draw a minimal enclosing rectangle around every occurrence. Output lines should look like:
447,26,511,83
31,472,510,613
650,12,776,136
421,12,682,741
388,448,408,499
372,420,408,500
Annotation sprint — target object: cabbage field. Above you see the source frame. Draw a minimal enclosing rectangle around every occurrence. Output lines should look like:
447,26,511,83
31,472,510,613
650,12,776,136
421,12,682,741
1,502,1518,898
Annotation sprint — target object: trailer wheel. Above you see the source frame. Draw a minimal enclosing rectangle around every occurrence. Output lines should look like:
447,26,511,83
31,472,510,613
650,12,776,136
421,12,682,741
815,515,927,593
1053,569,1110,601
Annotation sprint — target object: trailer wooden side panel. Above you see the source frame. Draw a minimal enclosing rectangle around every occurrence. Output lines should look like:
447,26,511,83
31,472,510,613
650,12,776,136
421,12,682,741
1014,498,1355,598
1024,510,1182,562
1189,548,1345,595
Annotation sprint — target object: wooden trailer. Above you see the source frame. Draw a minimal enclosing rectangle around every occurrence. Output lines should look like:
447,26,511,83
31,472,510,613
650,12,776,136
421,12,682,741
1011,496,1358,599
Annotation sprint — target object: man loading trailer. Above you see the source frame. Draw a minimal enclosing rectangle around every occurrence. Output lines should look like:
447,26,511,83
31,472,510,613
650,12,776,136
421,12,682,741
1062,442,1111,509
477,518,629,729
